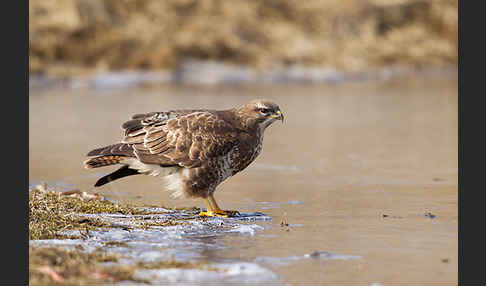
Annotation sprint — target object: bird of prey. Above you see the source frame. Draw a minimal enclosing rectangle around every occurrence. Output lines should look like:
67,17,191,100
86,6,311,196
84,99,284,217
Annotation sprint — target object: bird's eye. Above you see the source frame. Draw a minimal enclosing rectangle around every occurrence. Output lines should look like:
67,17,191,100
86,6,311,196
259,108,270,114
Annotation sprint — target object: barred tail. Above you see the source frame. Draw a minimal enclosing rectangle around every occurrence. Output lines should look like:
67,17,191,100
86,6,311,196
84,155,126,169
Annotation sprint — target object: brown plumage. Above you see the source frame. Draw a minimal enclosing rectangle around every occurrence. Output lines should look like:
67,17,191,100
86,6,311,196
84,155,125,168
84,99,284,217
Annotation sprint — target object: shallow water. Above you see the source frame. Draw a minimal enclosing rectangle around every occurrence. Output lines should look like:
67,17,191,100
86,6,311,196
29,77,458,286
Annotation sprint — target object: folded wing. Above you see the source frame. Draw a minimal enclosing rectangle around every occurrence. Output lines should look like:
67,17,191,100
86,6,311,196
121,110,238,168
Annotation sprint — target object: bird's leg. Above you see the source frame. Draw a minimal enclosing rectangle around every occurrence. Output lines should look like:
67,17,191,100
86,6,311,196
209,195,240,217
198,198,215,217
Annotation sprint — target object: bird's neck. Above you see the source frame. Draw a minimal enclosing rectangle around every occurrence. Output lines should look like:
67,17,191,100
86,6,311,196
226,108,262,135
214,109,244,129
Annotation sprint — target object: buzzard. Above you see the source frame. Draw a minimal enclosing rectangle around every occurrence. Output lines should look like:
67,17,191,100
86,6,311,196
84,99,284,217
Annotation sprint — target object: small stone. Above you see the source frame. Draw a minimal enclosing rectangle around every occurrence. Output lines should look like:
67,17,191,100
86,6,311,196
307,251,330,258
425,212,436,219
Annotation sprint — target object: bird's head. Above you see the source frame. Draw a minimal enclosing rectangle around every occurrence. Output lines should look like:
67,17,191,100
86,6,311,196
235,99,284,131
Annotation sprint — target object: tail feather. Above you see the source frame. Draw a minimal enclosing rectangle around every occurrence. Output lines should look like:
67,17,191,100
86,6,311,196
85,143,143,187
84,155,125,169
94,165,140,187
87,143,133,157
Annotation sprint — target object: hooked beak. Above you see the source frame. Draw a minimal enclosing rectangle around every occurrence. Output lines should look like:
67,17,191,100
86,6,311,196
269,110,284,123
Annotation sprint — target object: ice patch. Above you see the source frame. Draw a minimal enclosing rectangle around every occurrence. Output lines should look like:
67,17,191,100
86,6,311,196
225,212,273,222
256,251,362,267
228,224,264,236
127,262,280,286
303,250,363,260
255,256,302,266
30,207,281,285
30,208,271,265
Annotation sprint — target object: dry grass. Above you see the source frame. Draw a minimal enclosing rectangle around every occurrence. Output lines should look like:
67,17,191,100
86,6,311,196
28,184,149,240
29,246,221,285
136,258,221,272
29,246,146,286
29,183,197,239
29,0,457,76
29,185,217,285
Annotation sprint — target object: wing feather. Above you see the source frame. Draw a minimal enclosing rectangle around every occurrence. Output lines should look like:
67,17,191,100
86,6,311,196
122,133,145,144
150,142,171,154
145,137,166,149
145,129,166,141
120,110,238,168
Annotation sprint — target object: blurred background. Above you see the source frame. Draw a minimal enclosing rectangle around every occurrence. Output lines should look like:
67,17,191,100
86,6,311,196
29,0,457,79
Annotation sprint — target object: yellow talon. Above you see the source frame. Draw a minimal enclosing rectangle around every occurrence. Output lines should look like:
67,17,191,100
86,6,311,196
214,210,229,218
198,196,240,218
218,210,240,217
210,195,240,217
199,210,214,217
199,198,214,217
